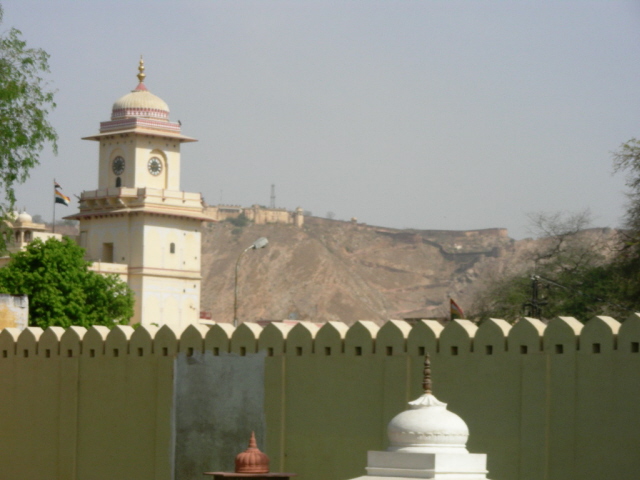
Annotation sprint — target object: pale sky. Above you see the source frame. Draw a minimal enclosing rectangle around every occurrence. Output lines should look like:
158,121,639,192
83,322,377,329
3,1,640,239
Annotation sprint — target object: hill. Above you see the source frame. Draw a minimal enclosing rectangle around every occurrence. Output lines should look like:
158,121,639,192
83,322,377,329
200,217,515,324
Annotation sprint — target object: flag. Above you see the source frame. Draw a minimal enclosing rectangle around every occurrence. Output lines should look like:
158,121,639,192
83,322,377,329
450,298,465,320
55,189,70,206
54,181,62,189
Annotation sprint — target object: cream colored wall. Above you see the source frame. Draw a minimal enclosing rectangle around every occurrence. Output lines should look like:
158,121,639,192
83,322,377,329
0,325,175,480
128,275,144,326
98,134,181,190
137,216,201,328
80,215,138,264
88,262,128,282
7,231,63,254
80,214,201,328
99,136,136,189
1,316,638,480
141,217,201,272
136,274,200,329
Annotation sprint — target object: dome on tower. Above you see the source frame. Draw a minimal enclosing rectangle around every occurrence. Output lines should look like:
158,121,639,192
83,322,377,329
111,58,169,121
386,356,469,454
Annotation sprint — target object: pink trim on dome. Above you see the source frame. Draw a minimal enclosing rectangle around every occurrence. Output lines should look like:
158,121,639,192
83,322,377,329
134,82,149,92
111,107,169,121
101,117,180,133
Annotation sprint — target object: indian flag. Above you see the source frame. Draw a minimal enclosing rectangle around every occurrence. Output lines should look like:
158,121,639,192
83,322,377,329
54,189,70,206
450,298,465,320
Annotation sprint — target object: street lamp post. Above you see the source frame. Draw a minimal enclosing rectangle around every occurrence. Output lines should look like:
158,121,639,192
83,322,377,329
234,237,269,326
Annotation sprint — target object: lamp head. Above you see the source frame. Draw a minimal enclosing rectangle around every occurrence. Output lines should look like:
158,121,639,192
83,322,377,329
252,237,269,250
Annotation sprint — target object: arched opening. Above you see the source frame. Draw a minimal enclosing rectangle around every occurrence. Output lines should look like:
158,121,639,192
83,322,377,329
115,177,122,188
170,242,175,254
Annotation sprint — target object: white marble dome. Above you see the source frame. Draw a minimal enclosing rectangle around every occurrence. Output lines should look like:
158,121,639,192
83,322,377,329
387,392,470,454
16,211,32,224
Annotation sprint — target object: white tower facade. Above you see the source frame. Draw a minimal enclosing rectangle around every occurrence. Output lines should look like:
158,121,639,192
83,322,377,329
67,59,210,329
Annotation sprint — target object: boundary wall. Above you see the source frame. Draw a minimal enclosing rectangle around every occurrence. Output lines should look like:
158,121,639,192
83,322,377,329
0,315,639,480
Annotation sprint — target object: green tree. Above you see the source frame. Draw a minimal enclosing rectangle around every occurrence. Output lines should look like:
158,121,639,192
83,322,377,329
611,137,640,306
227,213,250,227
613,138,640,235
469,211,626,322
469,139,640,323
0,237,134,328
0,5,57,247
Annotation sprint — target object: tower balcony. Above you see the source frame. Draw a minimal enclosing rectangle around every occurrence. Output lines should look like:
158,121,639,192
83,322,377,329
65,187,213,222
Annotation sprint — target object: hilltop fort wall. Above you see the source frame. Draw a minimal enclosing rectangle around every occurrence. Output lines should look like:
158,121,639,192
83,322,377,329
0,315,638,480
206,204,304,227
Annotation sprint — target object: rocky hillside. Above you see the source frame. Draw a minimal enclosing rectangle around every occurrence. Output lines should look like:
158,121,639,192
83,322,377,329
200,217,515,324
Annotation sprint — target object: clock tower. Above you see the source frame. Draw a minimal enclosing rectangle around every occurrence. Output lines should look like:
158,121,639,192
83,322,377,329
67,59,210,328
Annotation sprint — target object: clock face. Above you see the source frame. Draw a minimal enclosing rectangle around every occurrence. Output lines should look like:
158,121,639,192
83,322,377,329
148,157,163,176
112,156,125,175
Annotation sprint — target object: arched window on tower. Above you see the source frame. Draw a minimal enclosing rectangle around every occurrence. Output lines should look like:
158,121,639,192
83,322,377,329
115,177,122,188
170,242,175,254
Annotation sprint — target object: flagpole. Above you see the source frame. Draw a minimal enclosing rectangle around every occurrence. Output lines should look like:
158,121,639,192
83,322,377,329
52,179,56,234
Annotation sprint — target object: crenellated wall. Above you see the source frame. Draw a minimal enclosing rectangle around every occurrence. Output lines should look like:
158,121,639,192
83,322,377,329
0,315,639,480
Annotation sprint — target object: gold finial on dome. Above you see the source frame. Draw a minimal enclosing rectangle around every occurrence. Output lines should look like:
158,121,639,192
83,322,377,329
137,56,146,83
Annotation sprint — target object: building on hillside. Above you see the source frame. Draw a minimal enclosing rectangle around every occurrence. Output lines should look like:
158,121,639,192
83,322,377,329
65,59,213,329
206,204,304,227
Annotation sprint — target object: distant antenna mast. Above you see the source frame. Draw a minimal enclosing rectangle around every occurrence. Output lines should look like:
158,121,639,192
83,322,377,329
270,184,276,209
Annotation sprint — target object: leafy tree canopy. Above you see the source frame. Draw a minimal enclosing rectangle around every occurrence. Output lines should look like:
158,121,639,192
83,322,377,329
0,237,134,328
469,135,640,323
0,5,57,248
613,138,640,238
610,137,640,306
226,213,250,227
469,210,631,323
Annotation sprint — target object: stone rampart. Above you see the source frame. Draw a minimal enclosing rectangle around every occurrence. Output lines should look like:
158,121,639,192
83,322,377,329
0,315,638,480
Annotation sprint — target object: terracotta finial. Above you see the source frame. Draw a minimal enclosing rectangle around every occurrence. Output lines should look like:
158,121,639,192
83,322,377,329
137,56,146,84
235,431,270,474
248,431,258,449
422,354,432,395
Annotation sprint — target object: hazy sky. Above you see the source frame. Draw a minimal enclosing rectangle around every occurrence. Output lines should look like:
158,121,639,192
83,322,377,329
3,1,640,239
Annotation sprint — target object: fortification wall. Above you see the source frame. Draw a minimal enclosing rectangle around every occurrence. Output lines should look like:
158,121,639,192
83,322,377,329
0,316,638,480
205,205,302,226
